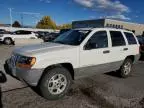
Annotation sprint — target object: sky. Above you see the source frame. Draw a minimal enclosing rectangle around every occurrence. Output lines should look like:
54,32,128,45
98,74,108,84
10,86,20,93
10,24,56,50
0,0,144,26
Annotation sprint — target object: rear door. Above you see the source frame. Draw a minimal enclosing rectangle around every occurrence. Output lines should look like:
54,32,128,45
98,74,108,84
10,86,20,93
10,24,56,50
123,32,139,56
12,30,25,39
108,30,128,69
22,31,35,39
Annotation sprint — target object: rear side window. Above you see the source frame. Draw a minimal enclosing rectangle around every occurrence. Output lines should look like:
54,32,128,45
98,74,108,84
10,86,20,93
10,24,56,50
110,31,126,47
124,32,137,45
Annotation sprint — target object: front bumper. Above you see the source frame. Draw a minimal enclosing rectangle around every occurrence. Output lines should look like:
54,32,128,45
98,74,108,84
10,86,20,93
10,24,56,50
4,59,44,86
0,37,4,41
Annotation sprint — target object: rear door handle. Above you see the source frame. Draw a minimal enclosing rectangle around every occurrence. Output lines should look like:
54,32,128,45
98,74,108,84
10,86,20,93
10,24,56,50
103,50,110,54
123,48,128,51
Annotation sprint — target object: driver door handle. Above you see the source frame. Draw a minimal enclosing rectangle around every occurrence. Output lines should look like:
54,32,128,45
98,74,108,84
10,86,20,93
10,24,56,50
123,48,128,51
103,50,110,54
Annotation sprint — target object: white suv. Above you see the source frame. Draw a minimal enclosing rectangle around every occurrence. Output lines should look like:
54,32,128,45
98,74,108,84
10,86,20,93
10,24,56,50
0,30,38,45
5,28,140,100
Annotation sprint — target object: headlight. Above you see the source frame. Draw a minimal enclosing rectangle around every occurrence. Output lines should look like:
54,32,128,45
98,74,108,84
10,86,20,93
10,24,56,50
16,55,36,68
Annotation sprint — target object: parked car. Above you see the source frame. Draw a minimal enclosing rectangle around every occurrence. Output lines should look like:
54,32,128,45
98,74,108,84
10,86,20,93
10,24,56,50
43,33,59,42
36,31,50,38
0,29,6,33
0,29,11,34
136,35,144,60
0,30,38,45
4,28,140,100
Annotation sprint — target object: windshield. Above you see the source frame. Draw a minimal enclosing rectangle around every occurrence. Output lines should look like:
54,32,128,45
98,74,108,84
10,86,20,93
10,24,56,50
53,30,91,45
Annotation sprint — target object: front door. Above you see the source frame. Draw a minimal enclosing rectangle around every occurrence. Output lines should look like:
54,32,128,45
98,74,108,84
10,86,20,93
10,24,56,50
78,30,111,77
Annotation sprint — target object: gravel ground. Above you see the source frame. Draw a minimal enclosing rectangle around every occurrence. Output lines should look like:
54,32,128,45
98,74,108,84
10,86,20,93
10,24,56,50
0,44,144,108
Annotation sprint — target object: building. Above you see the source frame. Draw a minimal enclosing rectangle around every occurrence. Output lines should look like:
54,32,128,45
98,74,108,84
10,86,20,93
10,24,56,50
72,19,144,36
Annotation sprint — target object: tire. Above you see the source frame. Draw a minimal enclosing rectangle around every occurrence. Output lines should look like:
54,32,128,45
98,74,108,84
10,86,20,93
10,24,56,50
39,67,72,100
119,58,133,78
4,38,13,45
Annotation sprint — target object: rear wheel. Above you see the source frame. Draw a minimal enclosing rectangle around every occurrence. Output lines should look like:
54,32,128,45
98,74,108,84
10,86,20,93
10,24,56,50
119,58,133,78
39,67,72,100
4,38,13,45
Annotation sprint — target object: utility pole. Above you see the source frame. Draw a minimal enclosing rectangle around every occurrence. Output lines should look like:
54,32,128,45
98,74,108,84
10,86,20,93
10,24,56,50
13,11,40,27
20,14,23,27
8,8,13,29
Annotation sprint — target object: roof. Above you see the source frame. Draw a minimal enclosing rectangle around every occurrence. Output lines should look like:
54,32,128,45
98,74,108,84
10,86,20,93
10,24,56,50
73,27,133,33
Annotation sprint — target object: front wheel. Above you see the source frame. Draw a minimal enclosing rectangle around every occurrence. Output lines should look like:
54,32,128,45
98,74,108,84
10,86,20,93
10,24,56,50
4,38,13,45
39,67,72,100
119,58,133,78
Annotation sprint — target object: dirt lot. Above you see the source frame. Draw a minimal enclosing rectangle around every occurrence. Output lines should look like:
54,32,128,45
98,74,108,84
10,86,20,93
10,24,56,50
0,44,144,108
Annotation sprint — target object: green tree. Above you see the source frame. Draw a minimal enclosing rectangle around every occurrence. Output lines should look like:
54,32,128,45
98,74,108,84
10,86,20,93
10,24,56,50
12,21,21,27
36,16,57,29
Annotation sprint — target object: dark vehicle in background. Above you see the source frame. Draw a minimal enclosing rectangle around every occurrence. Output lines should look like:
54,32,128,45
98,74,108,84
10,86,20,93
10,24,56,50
36,31,50,38
59,29,70,34
43,32,59,42
42,29,71,42
137,35,144,60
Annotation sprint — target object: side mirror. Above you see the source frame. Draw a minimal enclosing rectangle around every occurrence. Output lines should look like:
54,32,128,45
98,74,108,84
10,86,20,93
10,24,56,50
84,42,98,50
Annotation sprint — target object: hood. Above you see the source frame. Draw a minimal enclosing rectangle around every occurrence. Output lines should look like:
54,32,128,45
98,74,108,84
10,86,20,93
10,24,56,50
13,42,73,56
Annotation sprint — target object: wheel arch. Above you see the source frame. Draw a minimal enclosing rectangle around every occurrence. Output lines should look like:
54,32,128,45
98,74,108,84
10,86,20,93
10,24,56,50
125,55,135,63
4,37,13,41
38,63,75,86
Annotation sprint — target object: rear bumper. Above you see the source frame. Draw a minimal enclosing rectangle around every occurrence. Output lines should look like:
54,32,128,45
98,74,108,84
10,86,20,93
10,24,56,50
4,59,44,86
135,54,141,62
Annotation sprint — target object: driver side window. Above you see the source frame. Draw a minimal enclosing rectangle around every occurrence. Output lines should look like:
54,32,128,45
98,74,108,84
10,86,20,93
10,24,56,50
85,31,108,50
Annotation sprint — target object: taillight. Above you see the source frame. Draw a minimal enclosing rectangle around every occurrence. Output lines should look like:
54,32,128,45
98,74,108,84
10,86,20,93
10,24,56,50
139,46,141,53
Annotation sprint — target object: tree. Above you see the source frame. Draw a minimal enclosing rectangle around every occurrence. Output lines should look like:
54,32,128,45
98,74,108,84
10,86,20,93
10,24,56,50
12,21,21,27
36,16,57,29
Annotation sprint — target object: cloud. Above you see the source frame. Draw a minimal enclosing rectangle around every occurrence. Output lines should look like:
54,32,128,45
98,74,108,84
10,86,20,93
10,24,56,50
74,0,130,20
106,14,131,20
74,0,130,13
74,0,93,7
40,0,51,3
46,0,51,3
